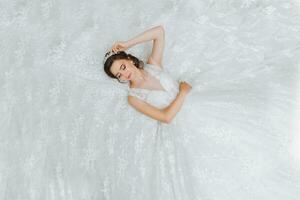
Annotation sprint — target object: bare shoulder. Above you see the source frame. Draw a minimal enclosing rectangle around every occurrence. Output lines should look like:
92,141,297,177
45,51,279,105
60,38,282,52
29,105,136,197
127,95,149,110
127,95,139,105
127,95,169,123
127,95,146,109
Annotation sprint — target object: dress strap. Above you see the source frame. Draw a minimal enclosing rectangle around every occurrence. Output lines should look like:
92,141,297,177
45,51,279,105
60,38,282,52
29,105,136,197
128,88,148,101
144,64,163,81
127,64,163,100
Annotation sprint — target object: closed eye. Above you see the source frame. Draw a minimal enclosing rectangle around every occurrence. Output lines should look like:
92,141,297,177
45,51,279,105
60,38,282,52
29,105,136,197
116,64,126,78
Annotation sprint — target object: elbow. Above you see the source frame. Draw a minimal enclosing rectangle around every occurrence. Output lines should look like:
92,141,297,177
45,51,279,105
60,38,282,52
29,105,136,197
163,114,173,124
164,119,172,124
161,108,172,124
156,25,165,35
159,25,165,32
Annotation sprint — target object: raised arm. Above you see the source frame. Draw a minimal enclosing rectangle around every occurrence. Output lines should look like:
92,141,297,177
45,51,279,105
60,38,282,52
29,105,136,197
145,26,165,68
111,25,165,68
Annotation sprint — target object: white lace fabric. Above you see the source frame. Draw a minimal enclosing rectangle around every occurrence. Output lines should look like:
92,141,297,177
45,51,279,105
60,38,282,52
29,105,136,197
1,1,300,200
128,64,179,109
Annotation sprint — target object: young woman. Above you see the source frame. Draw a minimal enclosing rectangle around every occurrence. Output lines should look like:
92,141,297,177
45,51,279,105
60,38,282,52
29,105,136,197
104,25,192,124
102,25,300,199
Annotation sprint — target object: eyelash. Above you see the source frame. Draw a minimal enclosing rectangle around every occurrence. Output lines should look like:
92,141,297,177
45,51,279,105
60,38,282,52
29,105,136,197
117,64,126,78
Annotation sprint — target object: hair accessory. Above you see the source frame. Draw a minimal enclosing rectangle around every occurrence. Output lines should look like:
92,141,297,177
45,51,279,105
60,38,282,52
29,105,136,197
103,50,119,65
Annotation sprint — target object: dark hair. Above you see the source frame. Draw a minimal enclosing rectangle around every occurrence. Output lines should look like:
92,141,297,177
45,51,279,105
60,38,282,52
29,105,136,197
103,51,144,83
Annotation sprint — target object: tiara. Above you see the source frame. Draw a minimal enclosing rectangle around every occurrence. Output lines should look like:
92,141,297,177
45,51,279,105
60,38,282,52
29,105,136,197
103,50,119,65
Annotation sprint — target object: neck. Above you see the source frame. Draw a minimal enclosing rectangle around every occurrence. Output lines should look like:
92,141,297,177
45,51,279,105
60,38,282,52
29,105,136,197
130,69,147,87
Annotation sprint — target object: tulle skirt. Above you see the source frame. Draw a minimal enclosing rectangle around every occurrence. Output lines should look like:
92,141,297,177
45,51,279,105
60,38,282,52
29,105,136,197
103,65,300,200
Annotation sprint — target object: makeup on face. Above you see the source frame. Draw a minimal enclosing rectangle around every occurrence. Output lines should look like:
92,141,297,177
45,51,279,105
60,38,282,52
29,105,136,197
112,61,130,81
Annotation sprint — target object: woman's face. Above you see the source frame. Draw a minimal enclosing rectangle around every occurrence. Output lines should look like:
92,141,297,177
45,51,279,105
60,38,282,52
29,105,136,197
110,59,137,82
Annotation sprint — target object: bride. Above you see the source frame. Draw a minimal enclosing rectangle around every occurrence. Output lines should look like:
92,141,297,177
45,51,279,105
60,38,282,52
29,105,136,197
102,25,300,200
103,25,192,124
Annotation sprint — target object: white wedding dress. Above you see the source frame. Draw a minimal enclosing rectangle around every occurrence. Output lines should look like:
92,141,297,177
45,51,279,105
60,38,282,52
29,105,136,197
103,63,300,200
3,1,300,199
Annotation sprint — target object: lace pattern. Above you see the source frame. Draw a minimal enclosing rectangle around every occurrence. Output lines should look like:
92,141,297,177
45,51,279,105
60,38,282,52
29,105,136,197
127,64,167,100
128,88,149,101
2,1,300,200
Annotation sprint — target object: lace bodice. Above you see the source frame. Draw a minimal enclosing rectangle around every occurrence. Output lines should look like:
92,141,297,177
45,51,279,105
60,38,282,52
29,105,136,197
127,64,179,109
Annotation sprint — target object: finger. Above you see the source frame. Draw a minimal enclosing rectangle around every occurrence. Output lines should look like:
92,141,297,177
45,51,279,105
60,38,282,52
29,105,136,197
111,46,115,52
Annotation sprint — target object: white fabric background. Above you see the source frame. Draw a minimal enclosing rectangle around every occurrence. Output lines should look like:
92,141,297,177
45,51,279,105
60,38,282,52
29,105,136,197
1,0,300,199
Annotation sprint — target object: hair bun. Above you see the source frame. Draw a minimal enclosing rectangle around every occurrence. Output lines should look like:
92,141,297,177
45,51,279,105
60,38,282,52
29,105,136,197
139,60,144,68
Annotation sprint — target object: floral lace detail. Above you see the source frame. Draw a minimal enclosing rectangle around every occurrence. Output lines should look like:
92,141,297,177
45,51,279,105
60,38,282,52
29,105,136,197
2,1,300,200
145,63,163,77
128,88,149,101
127,64,164,100
127,63,180,109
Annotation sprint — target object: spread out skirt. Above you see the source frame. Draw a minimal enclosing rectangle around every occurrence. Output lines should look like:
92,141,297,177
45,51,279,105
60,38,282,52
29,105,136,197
102,63,300,200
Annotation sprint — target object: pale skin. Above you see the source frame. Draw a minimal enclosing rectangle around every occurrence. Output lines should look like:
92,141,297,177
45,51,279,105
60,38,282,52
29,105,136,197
109,25,192,124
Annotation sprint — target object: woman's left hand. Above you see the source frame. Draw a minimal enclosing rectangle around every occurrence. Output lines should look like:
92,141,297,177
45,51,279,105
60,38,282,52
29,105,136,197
179,81,192,95
111,41,129,52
